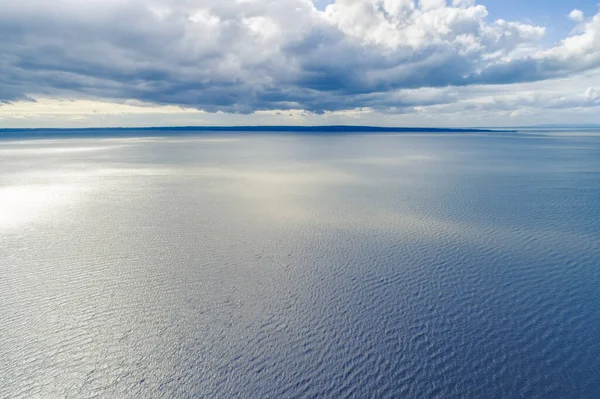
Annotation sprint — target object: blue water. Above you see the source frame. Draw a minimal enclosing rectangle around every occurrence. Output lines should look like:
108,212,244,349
1,130,599,398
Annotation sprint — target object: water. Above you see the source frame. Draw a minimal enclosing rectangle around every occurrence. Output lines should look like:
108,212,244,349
1,130,599,398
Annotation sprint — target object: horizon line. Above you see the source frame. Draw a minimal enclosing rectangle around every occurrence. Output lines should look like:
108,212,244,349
0,125,517,133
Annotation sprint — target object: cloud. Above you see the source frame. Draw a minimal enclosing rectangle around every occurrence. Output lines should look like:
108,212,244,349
568,9,584,23
1,0,600,116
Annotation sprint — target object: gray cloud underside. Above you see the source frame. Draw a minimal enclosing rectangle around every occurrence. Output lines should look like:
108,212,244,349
1,0,599,113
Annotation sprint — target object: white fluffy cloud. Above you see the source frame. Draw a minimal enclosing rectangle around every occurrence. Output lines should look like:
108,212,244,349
1,0,600,125
322,0,546,75
533,11,600,75
568,9,585,23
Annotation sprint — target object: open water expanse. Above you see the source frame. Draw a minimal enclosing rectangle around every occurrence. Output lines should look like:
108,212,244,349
1,129,599,398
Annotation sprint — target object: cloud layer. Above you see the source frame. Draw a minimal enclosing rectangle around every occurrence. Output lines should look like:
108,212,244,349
1,0,600,117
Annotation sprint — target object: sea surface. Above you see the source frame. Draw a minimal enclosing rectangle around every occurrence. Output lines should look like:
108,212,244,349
1,129,599,398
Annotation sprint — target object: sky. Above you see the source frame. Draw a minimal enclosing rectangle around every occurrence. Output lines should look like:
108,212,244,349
1,0,600,128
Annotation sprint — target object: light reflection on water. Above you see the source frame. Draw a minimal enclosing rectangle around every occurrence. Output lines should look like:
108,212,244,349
1,131,600,398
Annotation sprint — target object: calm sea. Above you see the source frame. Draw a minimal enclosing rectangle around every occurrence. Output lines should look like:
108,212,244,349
1,130,599,398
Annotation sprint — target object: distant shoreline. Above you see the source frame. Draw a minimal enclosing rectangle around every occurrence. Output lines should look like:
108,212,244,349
0,125,516,136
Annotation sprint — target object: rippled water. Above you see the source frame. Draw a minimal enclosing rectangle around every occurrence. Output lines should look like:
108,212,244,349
1,130,600,398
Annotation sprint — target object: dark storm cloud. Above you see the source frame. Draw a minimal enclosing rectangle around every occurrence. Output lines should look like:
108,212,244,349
1,0,599,113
